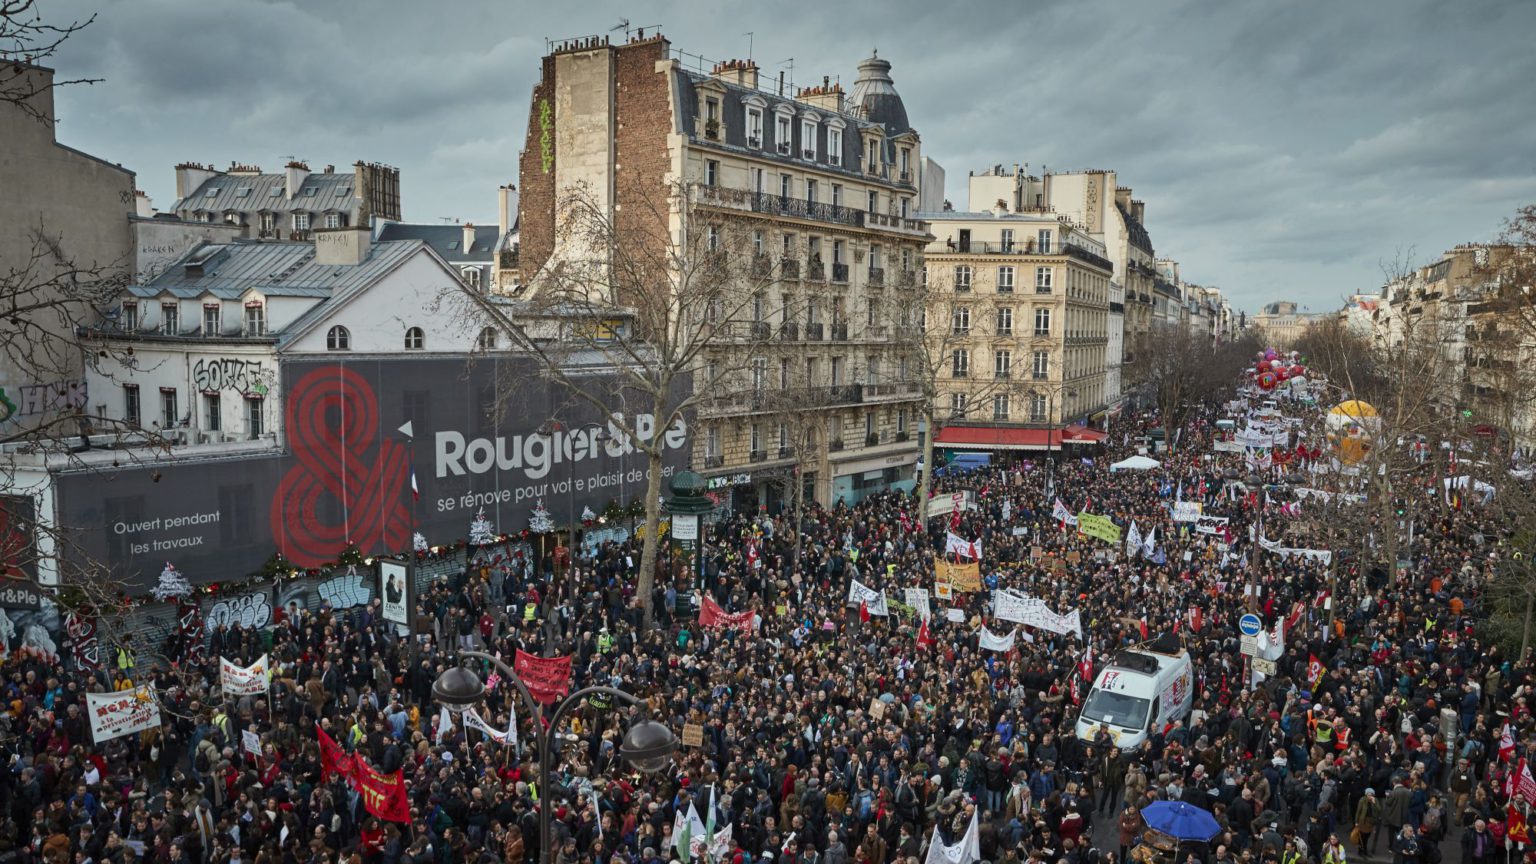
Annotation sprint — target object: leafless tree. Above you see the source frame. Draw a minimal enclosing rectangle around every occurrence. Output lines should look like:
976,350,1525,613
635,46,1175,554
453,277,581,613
2,0,101,125
1138,322,1249,450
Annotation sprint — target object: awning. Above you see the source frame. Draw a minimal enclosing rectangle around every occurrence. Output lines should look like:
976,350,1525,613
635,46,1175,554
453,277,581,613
935,425,1098,451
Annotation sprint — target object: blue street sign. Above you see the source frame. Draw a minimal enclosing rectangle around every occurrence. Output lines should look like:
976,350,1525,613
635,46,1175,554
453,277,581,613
1238,613,1263,636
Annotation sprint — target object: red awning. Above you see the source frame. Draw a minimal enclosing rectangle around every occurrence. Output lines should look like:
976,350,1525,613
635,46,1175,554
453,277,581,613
935,425,1097,451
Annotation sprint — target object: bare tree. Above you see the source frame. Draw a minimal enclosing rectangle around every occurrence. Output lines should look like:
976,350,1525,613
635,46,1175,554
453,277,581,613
2,0,101,124
1138,322,1249,451
446,181,787,626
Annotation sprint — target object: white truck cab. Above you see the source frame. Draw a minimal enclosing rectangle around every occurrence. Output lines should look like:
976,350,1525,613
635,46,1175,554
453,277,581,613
1075,640,1194,751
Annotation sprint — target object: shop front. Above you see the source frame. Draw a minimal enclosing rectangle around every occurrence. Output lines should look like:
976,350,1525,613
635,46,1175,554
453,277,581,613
829,450,917,505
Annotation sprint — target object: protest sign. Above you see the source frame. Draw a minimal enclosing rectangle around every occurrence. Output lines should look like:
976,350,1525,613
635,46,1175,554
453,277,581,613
87,687,160,743
1076,513,1122,544
903,588,932,619
935,558,981,592
242,729,262,756
1171,501,1204,522
681,723,705,747
846,579,889,615
979,627,1016,652
220,654,270,696
514,650,573,704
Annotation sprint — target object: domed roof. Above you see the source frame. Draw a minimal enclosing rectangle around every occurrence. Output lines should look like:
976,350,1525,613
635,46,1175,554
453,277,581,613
850,51,911,135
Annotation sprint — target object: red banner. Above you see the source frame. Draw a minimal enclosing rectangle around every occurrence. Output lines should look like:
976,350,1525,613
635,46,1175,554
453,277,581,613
699,596,755,634
315,723,408,822
514,650,573,705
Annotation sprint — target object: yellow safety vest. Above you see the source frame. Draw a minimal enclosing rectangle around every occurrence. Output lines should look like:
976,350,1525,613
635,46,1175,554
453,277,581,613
523,603,537,623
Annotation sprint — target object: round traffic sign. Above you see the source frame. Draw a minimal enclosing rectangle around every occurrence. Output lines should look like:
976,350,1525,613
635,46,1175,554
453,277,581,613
1238,613,1263,636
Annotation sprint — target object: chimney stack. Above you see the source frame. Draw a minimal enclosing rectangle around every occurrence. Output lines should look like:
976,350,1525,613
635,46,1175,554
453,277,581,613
174,162,219,200
314,225,371,266
497,184,518,239
462,223,476,254
285,161,310,200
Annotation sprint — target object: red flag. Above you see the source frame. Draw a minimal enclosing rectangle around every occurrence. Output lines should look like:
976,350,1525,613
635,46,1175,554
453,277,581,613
1189,606,1204,633
316,723,354,783
1501,723,1517,762
916,617,934,649
1510,805,1530,845
859,600,870,624
1306,654,1325,692
1519,757,1536,804
1138,618,1149,641
700,596,755,634
351,757,411,822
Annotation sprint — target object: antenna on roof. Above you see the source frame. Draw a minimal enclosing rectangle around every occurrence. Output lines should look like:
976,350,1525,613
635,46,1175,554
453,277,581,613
610,18,629,31
743,31,754,62
777,57,794,95
439,217,456,224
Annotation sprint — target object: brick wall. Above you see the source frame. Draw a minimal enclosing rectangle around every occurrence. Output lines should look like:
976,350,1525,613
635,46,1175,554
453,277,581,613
518,55,558,279
612,37,674,305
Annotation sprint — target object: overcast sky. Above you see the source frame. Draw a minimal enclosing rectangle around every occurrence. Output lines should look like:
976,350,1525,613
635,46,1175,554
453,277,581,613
46,0,1536,313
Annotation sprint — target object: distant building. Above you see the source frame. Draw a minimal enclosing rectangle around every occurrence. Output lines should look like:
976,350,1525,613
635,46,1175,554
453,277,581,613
1250,300,1318,347
376,222,502,291
167,160,401,240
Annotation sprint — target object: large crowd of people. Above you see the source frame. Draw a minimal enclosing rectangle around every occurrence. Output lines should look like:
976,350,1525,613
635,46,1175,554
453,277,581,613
1,384,1530,864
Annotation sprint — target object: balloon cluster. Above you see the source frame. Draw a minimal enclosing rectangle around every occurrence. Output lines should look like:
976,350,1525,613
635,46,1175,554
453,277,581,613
1247,348,1308,391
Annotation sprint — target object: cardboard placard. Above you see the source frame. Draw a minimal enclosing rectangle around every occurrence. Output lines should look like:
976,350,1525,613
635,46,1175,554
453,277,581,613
681,723,705,748
1031,546,1044,559
1065,551,1081,563
868,698,886,720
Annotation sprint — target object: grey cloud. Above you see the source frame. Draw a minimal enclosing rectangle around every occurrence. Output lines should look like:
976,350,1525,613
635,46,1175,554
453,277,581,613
44,0,1536,312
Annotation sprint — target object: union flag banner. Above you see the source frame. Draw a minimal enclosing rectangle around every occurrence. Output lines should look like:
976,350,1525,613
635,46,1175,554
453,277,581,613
699,596,755,634
351,758,411,822
935,557,981,592
514,650,573,705
1509,805,1529,845
316,723,354,783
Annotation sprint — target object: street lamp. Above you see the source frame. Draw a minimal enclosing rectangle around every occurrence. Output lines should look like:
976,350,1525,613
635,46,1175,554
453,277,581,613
433,650,677,864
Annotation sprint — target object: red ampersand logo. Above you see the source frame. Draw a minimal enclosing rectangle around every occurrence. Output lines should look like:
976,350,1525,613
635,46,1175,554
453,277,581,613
272,367,409,566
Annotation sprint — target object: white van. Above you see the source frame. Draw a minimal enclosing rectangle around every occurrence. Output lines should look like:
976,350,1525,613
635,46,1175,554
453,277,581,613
1074,642,1194,751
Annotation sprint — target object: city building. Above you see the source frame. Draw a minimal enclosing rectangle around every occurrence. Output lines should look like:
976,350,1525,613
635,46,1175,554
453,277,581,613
920,203,1114,455
513,34,930,510
0,62,136,433
1250,300,1319,347
376,221,502,291
166,160,401,239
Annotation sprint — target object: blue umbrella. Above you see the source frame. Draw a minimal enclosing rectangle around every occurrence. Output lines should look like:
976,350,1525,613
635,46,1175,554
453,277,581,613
1140,800,1221,842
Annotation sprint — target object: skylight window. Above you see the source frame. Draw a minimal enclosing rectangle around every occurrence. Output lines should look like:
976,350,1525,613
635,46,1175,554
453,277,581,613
204,188,218,198
268,187,281,197
335,185,350,197
235,187,251,198
303,187,317,196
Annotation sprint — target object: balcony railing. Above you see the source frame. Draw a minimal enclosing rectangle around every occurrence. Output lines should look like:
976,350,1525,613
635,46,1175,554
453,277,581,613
831,323,849,341
829,439,846,452
831,263,850,283
778,322,799,341
777,445,795,459
705,454,724,468
749,193,863,228
749,321,771,340
749,449,767,463
865,433,880,447
868,266,885,286
806,259,826,281
750,254,772,276
780,257,800,278
866,211,929,234
806,322,825,341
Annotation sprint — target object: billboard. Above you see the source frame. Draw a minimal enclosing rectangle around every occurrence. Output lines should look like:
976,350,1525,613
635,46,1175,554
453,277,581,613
54,356,688,589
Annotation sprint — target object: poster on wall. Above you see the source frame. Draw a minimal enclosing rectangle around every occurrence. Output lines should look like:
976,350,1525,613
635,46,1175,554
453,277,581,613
0,494,38,581
378,559,410,628
54,356,691,590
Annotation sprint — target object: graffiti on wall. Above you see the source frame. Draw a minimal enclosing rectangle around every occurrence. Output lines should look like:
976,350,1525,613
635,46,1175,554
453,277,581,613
204,589,273,630
0,381,87,423
192,358,270,395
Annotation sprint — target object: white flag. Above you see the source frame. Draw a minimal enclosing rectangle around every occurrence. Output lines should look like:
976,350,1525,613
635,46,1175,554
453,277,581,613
1052,498,1079,526
1126,521,1143,558
847,579,889,616
945,532,982,560
978,626,1016,652
436,706,455,744
673,803,708,861
1141,526,1157,558
925,810,981,864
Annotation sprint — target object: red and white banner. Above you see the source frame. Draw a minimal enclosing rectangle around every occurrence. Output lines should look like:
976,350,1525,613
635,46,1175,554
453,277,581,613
699,596,755,634
315,723,410,821
86,687,161,743
944,532,983,560
514,650,573,705
465,708,516,745
220,654,270,696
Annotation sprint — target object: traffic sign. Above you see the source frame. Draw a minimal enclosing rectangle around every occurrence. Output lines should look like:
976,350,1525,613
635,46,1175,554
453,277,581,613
1238,613,1263,636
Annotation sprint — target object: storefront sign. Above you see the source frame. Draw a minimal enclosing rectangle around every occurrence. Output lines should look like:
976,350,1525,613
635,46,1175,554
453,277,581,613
706,473,752,490
0,580,45,610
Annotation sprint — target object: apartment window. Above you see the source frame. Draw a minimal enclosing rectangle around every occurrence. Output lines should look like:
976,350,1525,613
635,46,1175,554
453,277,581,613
900,198,910,219
1033,350,1050,380
951,306,970,334
995,350,1012,379
204,394,222,432
997,307,1013,335
1001,229,1015,252
160,303,179,335
746,107,763,147
1030,393,1047,422
829,128,843,161
751,357,767,390
1036,266,1054,293
160,388,178,429
750,167,765,195
867,191,879,214
901,248,912,271
327,325,350,351
324,212,342,229
899,357,909,381
780,174,792,199
404,327,424,350
246,396,264,438
293,212,310,231
124,385,140,426
864,411,875,439
752,230,765,256
997,266,1015,293
949,392,968,417
897,409,907,434
867,140,879,169
705,97,720,125
707,225,721,251
478,327,498,350
120,302,138,330
993,394,1010,420
831,184,842,207
705,159,719,187
750,423,762,453
831,356,845,385
706,425,721,458
1037,230,1053,254
779,357,790,389
869,245,882,270
244,303,265,335
462,267,482,288
800,119,817,158
202,304,220,336
259,212,276,235
955,266,972,291
1034,308,1051,336
776,114,792,150
778,423,789,452
806,179,818,205
832,239,845,265
951,349,970,378
867,358,881,384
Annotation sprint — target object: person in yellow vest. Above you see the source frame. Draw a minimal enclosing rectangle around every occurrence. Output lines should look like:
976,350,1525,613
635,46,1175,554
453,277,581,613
523,601,538,624
597,629,615,654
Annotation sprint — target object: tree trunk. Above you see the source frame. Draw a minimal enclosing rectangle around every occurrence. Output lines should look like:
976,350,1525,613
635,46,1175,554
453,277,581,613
1523,586,1533,662
791,470,805,566
636,445,666,629
917,407,938,514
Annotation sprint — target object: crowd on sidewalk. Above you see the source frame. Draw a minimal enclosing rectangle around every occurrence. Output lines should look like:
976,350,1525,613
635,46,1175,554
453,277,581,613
1,386,1532,864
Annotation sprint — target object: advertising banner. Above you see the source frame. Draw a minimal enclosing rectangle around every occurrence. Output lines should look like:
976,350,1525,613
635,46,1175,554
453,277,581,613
53,357,690,589
934,558,981,592
87,686,161,742
513,650,573,704
1076,513,1122,544
378,559,410,627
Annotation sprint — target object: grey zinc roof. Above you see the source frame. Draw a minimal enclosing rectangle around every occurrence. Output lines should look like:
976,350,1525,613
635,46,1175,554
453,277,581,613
375,222,500,264
172,171,360,216
127,239,425,301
